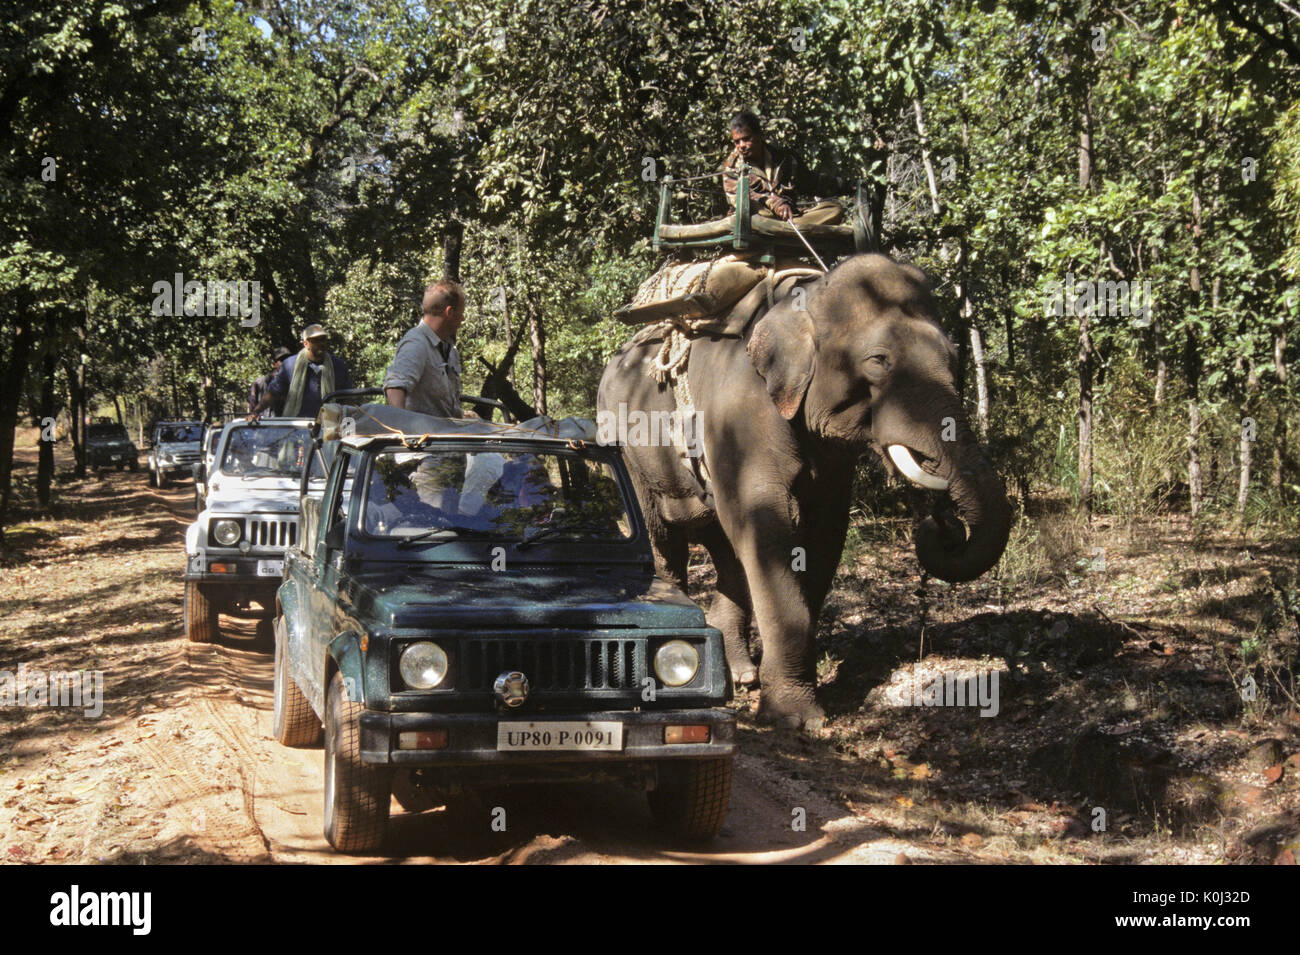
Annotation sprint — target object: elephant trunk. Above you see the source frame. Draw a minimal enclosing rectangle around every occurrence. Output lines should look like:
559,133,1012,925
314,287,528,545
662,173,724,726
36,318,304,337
912,426,1012,583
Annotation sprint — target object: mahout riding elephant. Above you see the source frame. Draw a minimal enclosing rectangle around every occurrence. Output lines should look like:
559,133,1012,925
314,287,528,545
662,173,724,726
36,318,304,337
597,253,1012,729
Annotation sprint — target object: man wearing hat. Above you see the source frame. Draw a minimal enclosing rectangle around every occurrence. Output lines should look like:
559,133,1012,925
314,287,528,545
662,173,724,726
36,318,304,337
384,280,466,418
248,324,353,421
248,346,292,416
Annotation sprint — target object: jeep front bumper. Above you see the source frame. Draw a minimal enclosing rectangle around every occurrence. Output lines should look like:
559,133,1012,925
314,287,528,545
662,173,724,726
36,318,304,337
184,554,286,586
359,708,736,766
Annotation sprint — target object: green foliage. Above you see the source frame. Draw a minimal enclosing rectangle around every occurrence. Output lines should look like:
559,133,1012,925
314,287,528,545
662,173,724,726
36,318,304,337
2,0,1298,531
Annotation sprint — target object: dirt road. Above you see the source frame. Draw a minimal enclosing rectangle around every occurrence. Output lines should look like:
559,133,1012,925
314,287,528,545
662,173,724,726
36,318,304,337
0,452,951,864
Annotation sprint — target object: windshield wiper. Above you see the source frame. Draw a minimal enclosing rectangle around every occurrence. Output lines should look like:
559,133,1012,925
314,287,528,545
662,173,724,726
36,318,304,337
517,522,615,550
395,528,463,548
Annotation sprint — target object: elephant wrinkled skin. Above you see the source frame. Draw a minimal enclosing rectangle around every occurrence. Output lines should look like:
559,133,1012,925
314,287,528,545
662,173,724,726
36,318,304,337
597,254,1012,729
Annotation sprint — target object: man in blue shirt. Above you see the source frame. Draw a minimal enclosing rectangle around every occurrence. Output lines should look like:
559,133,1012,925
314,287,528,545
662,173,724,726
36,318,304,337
248,323,353,420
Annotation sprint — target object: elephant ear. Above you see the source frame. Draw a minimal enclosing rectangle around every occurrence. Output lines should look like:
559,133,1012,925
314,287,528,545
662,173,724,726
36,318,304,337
747,304,816,420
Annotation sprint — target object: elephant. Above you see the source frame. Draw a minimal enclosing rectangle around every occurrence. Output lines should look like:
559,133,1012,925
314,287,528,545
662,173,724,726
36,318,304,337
596,253,1012,729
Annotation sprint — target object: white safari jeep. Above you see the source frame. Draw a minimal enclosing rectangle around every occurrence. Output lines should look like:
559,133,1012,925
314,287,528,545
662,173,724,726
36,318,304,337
183,417,318,643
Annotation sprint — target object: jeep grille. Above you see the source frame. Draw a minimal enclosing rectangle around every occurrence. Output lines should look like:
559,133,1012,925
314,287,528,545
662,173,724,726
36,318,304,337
249,518,297,548
461,638,642,691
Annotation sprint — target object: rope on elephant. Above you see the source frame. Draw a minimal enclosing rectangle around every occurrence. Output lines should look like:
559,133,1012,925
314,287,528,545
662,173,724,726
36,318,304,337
647,314,718,412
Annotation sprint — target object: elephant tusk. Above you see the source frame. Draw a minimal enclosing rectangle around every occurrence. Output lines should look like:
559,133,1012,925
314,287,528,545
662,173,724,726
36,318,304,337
888,445,950,491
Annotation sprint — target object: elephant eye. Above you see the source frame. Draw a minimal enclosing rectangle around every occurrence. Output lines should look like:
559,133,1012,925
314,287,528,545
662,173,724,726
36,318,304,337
865,354,890,370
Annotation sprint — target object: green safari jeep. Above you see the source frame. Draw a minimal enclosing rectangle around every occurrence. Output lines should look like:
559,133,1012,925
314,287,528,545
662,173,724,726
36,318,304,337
272,404,735,853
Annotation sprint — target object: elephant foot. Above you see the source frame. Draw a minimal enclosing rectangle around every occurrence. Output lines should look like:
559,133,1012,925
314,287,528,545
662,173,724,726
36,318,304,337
756,688,825,733
726,655,759,688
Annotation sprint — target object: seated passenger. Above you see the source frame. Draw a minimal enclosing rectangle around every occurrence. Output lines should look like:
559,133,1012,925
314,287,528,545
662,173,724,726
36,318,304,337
366,456,459,534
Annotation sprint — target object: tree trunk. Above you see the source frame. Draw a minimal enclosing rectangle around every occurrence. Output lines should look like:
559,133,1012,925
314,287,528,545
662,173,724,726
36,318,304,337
1274,328,1289,493
1187,397,1202,516
169,361,179,420
38,353,55,510
114,395,125,426
1079,98,1094,194
199,334,214,421
912,99,942,218
1237,358,1259,521
969,323,989,439
1004,308,1015,372
1076,92,1095,517
528,303,546,416
443,220,463,283
1152,302,1167,405
1078,307,1093,516
0,313,33,534
65,325,87,481
1187,152,1205,518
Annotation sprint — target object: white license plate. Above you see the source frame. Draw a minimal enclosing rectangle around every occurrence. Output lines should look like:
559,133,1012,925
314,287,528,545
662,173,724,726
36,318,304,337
497,721,623,752
256,560,284,577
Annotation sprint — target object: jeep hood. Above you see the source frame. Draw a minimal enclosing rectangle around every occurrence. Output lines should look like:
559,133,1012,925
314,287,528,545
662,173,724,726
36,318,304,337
203,490,301,515
207,475,314,501
352,568,706,631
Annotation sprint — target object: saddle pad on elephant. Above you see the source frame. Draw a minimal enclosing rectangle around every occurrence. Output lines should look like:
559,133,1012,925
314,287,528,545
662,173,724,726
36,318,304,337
626,265,822,349
616,254,765,326
622,258,823,335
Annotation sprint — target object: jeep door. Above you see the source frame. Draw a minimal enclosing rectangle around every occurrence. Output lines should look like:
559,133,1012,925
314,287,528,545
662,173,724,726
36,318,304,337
304,447,360,708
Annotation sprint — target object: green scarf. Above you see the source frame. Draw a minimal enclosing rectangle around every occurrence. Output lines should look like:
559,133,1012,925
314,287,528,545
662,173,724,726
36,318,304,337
283,347,335,417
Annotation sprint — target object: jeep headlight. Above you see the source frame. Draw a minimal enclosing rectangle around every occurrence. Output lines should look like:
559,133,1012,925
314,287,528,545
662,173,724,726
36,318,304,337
400,642,448,689
654,640,699,687
212,519,242,546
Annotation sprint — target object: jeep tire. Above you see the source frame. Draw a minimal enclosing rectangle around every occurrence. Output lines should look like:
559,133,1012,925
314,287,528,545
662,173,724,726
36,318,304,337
273,618,321,747
157,465,169,489
324,670,390,852
184,579,218,643
647,757,733,841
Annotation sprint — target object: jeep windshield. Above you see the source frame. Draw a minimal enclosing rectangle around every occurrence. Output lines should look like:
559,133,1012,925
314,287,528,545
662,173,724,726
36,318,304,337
158,423,202,443
220,425,311,478
361,448,632,543
87,424,130,441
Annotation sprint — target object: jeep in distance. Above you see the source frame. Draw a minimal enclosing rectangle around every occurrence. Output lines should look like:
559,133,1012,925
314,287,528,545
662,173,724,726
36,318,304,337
86,422,139,472
147,420,203,488
184,417,316,642
272,405,735,853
